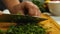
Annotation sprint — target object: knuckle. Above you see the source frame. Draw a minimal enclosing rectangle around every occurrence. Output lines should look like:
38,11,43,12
23,1,32,4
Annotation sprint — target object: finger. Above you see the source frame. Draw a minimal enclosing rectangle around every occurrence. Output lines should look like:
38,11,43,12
23,1,41,17
10,4,25,15
0,11,3,15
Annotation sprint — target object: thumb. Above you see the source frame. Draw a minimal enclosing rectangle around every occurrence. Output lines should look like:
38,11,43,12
0,11,3,15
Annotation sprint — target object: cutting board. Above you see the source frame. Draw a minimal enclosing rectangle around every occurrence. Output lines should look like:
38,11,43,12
38,14,60,34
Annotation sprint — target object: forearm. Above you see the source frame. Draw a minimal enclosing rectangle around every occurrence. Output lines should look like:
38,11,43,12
2,0,20,14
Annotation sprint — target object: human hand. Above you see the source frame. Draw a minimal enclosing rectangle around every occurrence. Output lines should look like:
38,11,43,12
11,1,41,17
22,1,41,17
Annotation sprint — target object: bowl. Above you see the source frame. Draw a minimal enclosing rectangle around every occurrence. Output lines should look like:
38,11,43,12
47,1,60,16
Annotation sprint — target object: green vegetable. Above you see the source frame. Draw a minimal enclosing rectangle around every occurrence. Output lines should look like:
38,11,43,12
0,10,46,34
32,0,46,13
0,23,46,34
0,30,5,34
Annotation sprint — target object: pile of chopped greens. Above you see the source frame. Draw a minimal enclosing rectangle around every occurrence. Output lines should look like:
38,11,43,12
0,23,46,34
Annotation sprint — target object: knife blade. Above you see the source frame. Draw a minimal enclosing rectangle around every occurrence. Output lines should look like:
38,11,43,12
0,14,47,23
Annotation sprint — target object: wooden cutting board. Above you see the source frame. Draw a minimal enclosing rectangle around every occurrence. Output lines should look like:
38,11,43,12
0,14,60,34
38,14,60,34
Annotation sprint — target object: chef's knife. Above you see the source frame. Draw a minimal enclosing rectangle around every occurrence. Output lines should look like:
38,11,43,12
0,14,47,23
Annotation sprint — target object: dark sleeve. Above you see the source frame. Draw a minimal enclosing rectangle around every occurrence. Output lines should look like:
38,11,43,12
0,0,6,11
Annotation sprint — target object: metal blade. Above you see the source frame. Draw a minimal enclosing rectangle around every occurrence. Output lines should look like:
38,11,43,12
0,14,47,23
